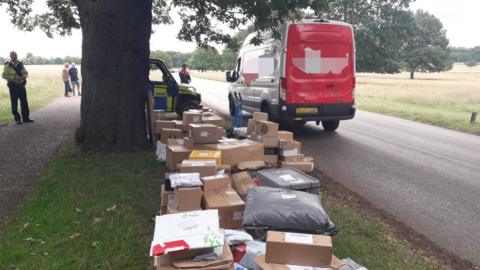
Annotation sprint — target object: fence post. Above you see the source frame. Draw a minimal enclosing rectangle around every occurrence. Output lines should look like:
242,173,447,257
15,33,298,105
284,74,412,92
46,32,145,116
471,112,478,124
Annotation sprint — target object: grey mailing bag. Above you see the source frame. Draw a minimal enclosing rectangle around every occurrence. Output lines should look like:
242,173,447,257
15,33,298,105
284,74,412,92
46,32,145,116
242,186,336,235
256,167,320,193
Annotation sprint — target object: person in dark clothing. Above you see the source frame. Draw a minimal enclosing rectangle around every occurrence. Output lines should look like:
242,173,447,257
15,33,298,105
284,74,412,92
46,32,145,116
2,51,33,124
179,64,191,84
68,63,81,96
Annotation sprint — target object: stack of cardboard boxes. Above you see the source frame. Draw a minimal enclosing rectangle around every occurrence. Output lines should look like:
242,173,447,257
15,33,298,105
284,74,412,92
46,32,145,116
247,112,314,173
151,109,359,270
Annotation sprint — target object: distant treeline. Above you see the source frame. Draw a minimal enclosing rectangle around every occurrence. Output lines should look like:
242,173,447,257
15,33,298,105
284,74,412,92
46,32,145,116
0,53,81,65
450,47,480,66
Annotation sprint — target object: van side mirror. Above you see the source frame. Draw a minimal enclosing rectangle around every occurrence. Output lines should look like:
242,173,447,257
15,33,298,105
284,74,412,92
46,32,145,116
226,71,238,82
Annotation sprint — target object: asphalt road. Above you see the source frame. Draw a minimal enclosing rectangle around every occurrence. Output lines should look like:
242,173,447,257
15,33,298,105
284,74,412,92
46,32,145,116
191,77,480,265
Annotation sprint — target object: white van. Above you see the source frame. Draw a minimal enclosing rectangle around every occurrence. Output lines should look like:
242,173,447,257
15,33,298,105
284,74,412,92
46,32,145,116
226,19,356,131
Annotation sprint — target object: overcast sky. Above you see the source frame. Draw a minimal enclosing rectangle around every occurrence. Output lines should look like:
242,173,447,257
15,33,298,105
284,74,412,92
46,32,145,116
0,0,478,58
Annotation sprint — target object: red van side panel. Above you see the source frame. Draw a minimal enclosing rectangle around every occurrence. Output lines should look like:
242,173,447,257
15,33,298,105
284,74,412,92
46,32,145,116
285,23,355,105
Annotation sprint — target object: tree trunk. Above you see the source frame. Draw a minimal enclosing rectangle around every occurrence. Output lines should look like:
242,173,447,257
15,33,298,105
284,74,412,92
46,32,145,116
410,70,415,80
76,0,152,152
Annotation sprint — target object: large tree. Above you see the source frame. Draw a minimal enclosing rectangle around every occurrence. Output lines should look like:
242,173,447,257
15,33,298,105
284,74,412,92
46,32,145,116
1,0,328,151
322,0,416,73
404,10,452,79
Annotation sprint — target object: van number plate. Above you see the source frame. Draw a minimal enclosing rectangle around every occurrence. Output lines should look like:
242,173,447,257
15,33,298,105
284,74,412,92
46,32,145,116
296,107,318,114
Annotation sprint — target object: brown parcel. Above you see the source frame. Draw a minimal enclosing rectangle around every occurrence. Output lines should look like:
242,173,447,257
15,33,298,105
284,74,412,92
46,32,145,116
277,131,294,141
202,114,224,127
264,154,278,165
201,174,230,191
278,140,297,150
171,187,203,211
255,255,343,270
167,138,185,146
253,121,279,137
161,184,175,207
231,171,256,197
237,160,265,171
266,231,333,267
182,111,202,124
160,128,184,144
173,120,189,132
172,241,234,269
253,112,268,121
280,160,314,173
252,135,279,148
155,120,176,136
247,119,255,135
198,139,264,166
279,154,305,162
189,124,224,144
180,159,217,177
203,186,245,229
166,145,192,172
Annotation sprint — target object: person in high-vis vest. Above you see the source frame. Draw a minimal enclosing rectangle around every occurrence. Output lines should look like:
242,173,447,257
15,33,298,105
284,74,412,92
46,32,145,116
2,51,34,124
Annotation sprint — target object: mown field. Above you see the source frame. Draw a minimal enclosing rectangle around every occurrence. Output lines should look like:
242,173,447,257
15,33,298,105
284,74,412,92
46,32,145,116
192,64,480,135
0,65,67,125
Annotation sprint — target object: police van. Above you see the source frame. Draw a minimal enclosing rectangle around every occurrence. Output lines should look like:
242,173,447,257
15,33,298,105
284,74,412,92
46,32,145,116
226,19,356,131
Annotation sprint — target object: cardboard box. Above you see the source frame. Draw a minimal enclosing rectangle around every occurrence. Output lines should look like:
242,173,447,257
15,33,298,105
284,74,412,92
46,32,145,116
247,119,255,134
231,172,256,197
166,138,184,146
203,186,245,229
189,124,224,144
278,140,296,150
294,140,302,152
160,128,183,144
199,139,264,166
279,148,299,157
189,150,222,166
183,137,195,149
202,114,224,127
173,120,189,132
201,174,230,191
277,131,294,141
252,135,279,148
172,241,234,269
280,160,314,173
265,231,332,267
253,121,278,137
150,210,223,256
237,160,265,171
264,154,278,165
180,159,217,177
253,112,268,121
172,187,203,211
155,120,176,135
279,154,305,162
152,110,167,122
166,145,192,172
256,255,343,270
161,184,175,207
183,111,202,124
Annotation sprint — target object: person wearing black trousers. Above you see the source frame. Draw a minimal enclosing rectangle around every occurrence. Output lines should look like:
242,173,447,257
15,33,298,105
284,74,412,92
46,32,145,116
2,51,34,125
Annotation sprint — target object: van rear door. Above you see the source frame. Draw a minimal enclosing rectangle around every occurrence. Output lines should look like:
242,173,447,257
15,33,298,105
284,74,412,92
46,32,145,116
285,22,354,105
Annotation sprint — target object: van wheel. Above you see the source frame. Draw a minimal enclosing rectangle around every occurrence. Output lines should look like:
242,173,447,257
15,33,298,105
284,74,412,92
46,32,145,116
322,120,340,132
229,95,236,117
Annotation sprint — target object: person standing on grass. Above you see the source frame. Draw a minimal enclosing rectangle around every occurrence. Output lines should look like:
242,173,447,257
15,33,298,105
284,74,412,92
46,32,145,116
179,63,191,84
69,63,81,96
62,63,71,97
1,51,34,125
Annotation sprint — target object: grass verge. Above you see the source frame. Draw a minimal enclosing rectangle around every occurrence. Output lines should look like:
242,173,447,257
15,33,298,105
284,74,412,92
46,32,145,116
0,137,461,270
0,65,65,126
0,137,164,269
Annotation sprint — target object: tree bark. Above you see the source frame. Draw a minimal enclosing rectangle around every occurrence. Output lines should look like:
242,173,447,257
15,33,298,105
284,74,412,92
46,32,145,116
410,70,415,80
76,0,152,152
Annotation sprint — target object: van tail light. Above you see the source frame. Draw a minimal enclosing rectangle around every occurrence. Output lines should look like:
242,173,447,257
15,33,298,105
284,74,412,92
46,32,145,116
280,77,287,101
